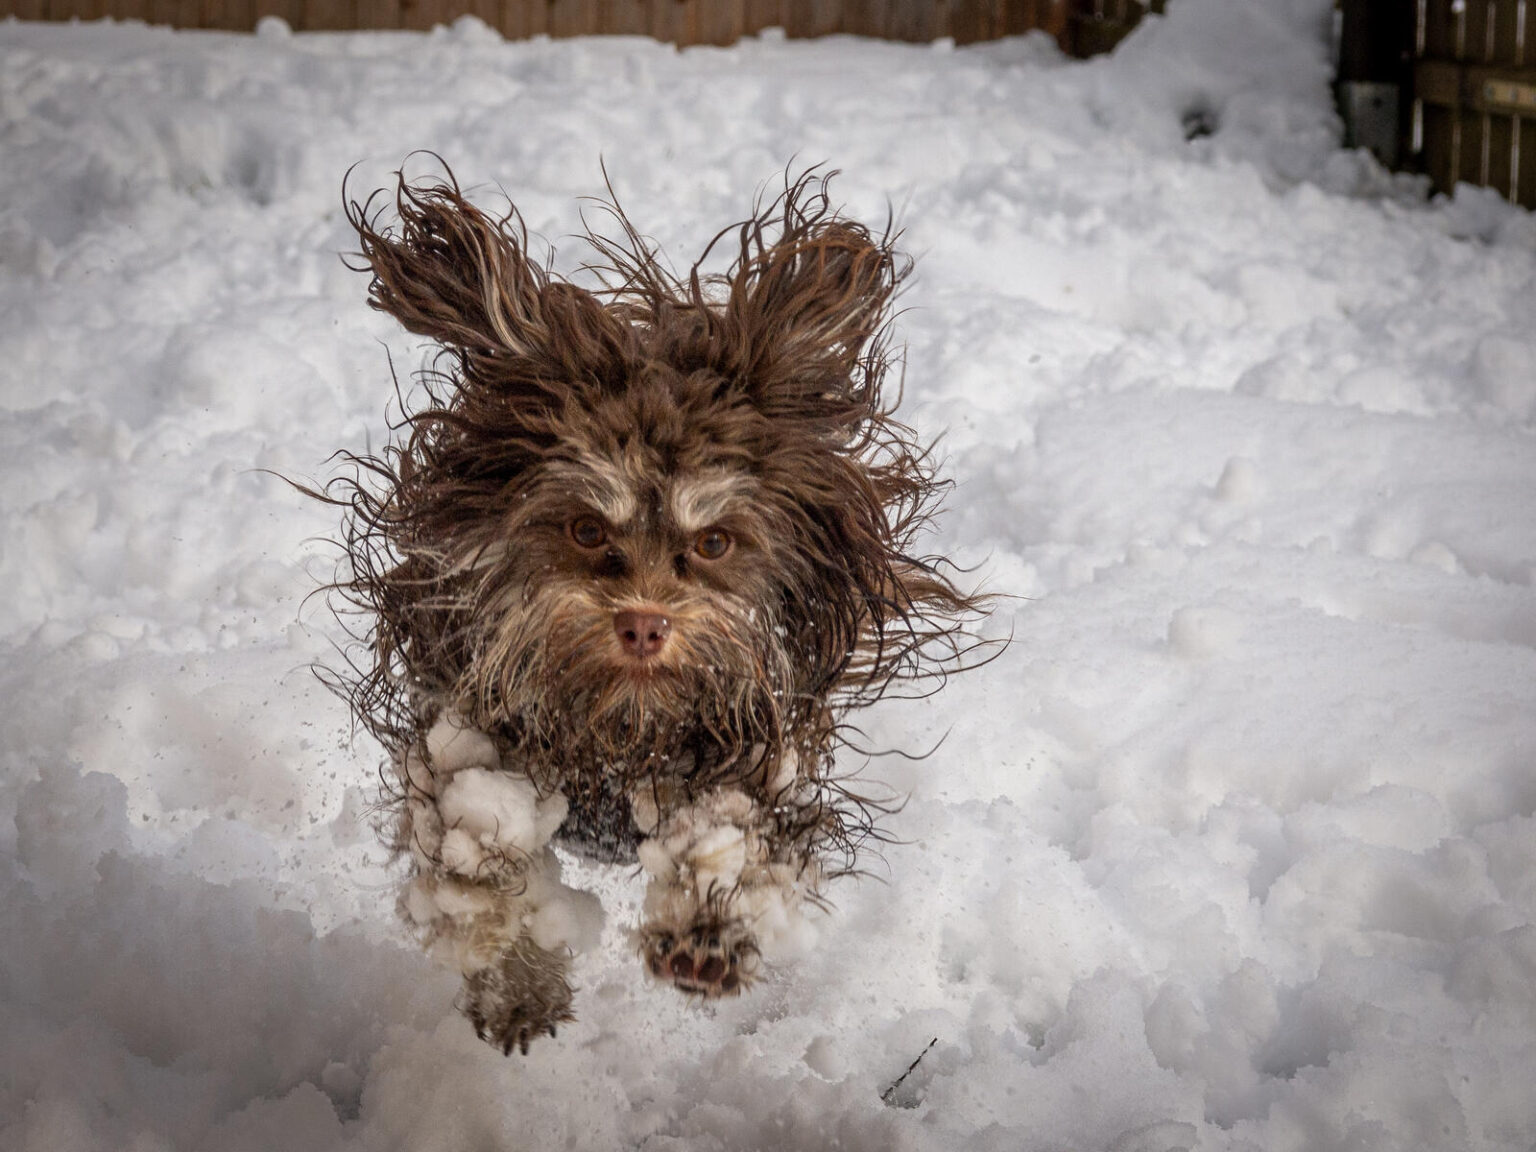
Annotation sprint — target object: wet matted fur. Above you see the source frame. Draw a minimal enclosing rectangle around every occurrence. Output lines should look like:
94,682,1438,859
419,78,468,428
318,162,987,1055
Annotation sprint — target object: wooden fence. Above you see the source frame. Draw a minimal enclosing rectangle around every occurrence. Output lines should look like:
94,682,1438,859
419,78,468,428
0,0,1157,55
1412,0,1536,207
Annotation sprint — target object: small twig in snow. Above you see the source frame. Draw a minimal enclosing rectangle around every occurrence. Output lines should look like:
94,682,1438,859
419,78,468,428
880,1037,939,1104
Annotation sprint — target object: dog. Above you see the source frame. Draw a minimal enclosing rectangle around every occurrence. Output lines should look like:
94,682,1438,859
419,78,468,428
324,164,984,1055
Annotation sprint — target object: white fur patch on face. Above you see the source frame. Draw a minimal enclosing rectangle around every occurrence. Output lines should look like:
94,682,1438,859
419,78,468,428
545,452,639,526
669,470,750,532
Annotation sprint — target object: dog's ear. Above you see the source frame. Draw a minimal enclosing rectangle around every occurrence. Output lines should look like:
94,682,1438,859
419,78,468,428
721,188,904,412
347,172,625,382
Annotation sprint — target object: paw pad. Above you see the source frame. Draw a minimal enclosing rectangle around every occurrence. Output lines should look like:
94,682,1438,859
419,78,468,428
643,922,758,998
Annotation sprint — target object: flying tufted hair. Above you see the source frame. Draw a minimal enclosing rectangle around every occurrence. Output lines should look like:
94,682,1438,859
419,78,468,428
321,161,986,773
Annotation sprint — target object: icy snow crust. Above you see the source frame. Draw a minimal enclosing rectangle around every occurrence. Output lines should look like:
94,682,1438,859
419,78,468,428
3,5,1535,1149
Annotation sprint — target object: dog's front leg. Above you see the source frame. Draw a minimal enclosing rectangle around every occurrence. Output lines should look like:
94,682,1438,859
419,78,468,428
394,715,601,1054
630,768,824,998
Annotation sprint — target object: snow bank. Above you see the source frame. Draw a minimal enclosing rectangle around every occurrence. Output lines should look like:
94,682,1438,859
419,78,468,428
3,5,1535,1150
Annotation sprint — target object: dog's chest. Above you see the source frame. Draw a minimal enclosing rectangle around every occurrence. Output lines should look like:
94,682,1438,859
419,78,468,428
556,774,642,863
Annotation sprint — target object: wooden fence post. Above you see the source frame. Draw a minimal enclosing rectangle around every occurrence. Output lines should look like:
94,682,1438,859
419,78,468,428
1336,0,1412,167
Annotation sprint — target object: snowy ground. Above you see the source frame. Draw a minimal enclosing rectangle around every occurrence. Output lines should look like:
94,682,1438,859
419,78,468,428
3,4,1536,1149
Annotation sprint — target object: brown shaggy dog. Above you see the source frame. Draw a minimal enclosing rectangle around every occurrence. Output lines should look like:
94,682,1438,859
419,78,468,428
324,163,985,1055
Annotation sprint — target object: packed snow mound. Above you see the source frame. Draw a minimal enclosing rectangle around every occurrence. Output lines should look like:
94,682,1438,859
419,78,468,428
3,6,1535,1151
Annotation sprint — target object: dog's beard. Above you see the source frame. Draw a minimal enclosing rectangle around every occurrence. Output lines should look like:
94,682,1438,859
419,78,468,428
450,578,802,795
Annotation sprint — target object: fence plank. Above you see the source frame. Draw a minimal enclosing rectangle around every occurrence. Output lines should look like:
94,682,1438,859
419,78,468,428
1422,0,1454,59
1463,0,1490,60
1458,108,1488,184
885,0,945,40
306,0,356,28
501,0,550,37
1490,0,1521,64
1486,110,1515,193
460,0,496,29
743,0,781,33
227,0,259,28
645,0,689,43
396,0,453,30
46,0,98,19
1002,0,1063,38
783,0,840,37
353,0,398,29
838,0,884,37
205,0,252,28
1518,116,1536,204
252,0,305,27
1422,103,1459,190
948,0,996,43
548,0,595,35
598,0,648,35
1041,0,1071,42
694,0,743,43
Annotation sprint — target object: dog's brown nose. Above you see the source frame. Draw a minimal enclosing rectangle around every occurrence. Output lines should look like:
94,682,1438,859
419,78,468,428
614,610,671,660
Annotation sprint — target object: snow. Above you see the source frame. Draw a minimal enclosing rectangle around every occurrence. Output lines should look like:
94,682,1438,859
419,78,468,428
3,3,1535,1149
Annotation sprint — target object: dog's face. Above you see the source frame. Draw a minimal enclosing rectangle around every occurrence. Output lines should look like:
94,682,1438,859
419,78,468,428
441,384,808,770
338,169,978,790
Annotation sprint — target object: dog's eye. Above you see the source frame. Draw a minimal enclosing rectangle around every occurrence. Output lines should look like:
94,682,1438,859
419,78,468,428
569,516,607,549
693,528,732,561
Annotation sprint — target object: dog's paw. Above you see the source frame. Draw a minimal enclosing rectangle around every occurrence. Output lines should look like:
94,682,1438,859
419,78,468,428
641,917,759,998
459,934,575,1056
